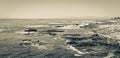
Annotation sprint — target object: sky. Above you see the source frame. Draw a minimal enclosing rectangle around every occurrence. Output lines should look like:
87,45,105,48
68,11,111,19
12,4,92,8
0,0,120,19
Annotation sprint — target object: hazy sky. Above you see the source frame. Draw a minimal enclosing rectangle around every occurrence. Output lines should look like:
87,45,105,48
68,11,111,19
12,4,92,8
0,0,120,19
